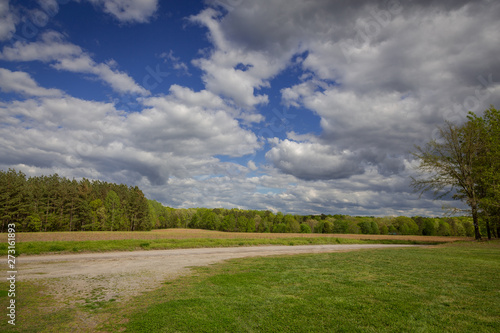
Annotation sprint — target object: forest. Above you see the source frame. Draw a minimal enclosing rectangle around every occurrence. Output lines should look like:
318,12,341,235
0,169,151,232
148,200,478,237
0,168,487,237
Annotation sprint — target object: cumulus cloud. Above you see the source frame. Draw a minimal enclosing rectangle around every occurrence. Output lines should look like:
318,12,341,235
189,8,291,109
127,89,260,157
86,0,158,23
0,68,62,97
0,31,149,95
0,83,260,186
0,31,80,61
159,0,498,215
142,164,447,217
266,138,364,180
209,0,500,182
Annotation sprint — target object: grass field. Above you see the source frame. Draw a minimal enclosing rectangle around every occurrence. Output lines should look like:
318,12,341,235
1,240,498,332
5,229,469,255
125,241,500,332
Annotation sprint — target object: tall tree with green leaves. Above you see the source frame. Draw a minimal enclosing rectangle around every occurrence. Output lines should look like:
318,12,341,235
105,190,121,231
0,169,29,231
411,106,500,240
411,121,483,239
460,107,500,239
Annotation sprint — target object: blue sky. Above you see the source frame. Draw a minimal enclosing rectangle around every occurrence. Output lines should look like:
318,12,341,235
1,0,499,216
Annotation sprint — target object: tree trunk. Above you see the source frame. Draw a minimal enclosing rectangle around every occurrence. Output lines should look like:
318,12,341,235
69,200,74,232
472,204,482,240
485,217,492,240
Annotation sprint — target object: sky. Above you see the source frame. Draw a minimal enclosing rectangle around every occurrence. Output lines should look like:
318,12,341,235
0,0,499,217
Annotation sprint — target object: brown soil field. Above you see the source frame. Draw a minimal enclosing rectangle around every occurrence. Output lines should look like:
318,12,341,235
15,228,472,243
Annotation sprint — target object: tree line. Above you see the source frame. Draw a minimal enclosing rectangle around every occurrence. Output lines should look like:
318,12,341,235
0,169,152,232
0,168,494,238
148,204,479,237
412,106,500,239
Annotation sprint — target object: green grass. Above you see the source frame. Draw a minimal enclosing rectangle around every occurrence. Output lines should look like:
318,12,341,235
1,241,497,332
3,237,441,256
125,241,500,333
0,282,77,333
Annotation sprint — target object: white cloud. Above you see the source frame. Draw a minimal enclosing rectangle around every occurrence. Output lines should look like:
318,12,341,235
128,88,260,157
189,8,291,109
176,0,499,215
54,55,149,95
0,31,81,61
140,163,448,216
86,0,158,23
208,0,500,183
247,160,258,171
168,84,228,110
159,50,190,76
0,86,449,216
0,68,62,97
0,0,17,41
0,82,260,186
0,31,149,96
266,138,364,180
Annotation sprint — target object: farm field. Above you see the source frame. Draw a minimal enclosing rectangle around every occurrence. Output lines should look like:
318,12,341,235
1,241,498,332
6,229,471,256
15,228,471,243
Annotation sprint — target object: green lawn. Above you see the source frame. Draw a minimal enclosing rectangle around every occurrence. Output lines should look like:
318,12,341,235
126,242,500,333
1,241,498,332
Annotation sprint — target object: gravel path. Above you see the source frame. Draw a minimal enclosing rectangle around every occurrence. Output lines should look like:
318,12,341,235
17,244,423,311
19,244,421,279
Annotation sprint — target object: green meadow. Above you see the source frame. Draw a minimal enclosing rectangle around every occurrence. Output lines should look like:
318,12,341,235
2,241,498,332
123,241,500,333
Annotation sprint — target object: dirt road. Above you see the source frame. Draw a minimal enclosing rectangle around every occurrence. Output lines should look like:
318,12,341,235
18,244,423,305
13,244,426,331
